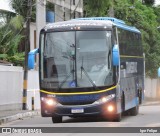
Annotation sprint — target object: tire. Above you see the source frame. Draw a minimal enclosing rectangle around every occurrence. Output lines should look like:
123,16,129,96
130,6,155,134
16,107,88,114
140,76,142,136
130,105,139,116
52,116,62,123
129,98,139,116
113,113,122,122
113,93,124,122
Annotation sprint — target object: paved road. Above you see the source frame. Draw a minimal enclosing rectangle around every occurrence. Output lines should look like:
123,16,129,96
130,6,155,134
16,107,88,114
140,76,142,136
1,105,160,136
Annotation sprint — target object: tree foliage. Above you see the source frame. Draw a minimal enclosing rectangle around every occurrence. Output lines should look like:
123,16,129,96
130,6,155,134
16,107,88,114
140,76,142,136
143,0,155,6
10,0,36,22
0,15,24,66
84,0,160,78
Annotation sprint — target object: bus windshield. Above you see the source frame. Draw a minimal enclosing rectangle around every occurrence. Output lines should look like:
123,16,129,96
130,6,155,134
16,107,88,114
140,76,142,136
41,31,113,89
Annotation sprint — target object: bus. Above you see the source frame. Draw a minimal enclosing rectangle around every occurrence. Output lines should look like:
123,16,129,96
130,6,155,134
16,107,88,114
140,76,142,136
28,17,144,123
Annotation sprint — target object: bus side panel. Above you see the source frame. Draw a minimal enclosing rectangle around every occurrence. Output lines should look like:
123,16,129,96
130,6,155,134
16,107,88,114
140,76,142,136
120,57,144,111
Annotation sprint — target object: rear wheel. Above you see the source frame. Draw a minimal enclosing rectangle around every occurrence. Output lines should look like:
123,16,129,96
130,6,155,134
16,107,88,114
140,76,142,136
129,98,139,116
52,116,62,123
130,104,139,116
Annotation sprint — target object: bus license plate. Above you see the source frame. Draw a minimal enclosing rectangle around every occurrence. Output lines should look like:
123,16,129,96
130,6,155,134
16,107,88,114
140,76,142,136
71,108,84,113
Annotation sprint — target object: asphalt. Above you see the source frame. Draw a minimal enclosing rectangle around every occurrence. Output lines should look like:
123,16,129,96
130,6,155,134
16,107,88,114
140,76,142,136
0,101,160,125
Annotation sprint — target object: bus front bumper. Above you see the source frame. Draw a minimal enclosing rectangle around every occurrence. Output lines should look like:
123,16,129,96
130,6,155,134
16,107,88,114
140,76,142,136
41,99,117,117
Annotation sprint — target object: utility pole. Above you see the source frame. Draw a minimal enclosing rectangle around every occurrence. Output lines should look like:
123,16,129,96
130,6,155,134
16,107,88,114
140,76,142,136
70,0,72,19
22,0,32,110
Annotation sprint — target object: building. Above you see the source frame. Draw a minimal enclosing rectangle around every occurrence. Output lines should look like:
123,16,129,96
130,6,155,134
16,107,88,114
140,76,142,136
35,0,83,49
50,0,83,22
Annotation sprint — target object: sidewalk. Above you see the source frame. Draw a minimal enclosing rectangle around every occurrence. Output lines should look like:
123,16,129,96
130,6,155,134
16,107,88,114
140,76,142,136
0,109,40,125
142,100,160,106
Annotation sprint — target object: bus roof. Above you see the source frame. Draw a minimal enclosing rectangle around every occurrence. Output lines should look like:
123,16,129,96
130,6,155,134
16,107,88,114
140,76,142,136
74,17,141,33
43,17,140,34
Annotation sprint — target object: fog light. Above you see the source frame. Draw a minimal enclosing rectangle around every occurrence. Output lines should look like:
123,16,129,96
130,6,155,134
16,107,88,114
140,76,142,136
46,99,57,106
107,105,114,112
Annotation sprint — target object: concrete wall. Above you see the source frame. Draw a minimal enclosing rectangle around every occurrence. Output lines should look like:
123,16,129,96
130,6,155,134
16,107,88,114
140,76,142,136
0,66,23,111
145,78,160,99
0,66,40,111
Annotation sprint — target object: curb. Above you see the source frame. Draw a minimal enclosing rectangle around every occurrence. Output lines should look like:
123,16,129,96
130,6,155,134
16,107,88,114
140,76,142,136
0,110,40,125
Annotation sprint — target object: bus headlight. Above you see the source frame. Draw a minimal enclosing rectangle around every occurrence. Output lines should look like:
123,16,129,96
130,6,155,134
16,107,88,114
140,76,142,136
46,99,57,106
93,94,115,105
41,97,57,106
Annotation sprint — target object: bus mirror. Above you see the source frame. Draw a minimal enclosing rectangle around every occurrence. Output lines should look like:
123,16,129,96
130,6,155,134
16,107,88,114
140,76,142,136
112,44,119,66
28,48,39,69
158,67,160,77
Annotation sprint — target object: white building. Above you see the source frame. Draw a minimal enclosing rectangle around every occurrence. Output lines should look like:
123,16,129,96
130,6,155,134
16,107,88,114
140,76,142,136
50,0,83,22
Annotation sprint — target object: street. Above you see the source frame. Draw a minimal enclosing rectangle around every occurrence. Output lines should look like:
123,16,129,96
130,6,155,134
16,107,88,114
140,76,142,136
0,105,160,136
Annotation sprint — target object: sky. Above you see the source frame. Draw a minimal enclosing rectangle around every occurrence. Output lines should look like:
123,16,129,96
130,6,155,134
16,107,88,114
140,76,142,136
155,0,160,6
0,0,14,12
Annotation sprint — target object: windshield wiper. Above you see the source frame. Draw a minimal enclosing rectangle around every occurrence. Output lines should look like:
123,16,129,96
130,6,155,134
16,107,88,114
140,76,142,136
58,69,74,90
80,57,98,90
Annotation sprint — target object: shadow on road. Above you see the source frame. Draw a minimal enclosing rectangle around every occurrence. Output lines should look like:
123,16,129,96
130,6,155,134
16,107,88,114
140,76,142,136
62,115,132,123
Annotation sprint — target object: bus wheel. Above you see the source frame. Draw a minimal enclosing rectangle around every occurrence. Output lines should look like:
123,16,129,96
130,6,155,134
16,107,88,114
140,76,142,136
52,116,62,123
130,99,139,116
113,113,121,122
130,105,139,116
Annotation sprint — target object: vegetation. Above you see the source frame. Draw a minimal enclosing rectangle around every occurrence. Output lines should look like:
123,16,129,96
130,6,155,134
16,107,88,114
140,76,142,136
0,14,24,66
0,0,53,66
84,0,160,78
0,0,36,66
10,0,36,22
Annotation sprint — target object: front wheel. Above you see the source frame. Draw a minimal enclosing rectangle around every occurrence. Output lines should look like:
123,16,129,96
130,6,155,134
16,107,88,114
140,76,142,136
52,116,62,123
113,113,122,122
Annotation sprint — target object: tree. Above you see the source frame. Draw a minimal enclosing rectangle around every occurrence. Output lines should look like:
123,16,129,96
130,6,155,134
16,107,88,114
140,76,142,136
10,0,36,22
113,0,160,78
0,15,24,66
143,0,155,6
84,0,111,17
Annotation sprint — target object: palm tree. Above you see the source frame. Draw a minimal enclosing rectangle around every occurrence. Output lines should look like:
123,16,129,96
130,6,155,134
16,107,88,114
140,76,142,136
0,14,24,65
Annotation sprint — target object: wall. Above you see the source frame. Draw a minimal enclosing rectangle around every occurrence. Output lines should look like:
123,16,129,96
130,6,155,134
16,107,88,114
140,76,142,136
145,78,160,99
0,66,40,111
0,66,23,111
